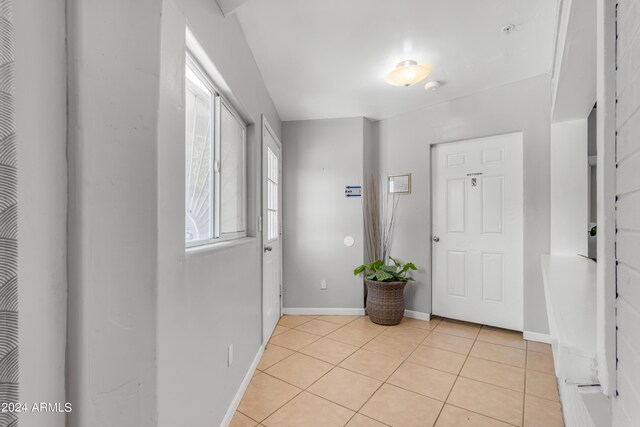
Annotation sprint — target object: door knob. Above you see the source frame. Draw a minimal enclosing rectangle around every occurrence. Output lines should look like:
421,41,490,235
264,245,273,252
432,236,440,242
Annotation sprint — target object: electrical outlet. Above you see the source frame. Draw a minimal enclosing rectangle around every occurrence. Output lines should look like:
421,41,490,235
321,280,327,290
228,344,234,367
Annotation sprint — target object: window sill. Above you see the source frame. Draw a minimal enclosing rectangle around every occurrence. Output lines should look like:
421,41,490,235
185,237,256,256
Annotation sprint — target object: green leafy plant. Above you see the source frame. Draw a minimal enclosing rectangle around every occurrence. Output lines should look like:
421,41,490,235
354,257,417,282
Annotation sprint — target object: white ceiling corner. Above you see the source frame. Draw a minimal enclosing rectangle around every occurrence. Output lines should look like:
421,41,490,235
216,0,252,16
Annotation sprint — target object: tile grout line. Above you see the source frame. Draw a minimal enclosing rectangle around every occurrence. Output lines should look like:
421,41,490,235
271,318,504,426
522,344,529,427
267,365,373,418
434,324,542,427
343,318,440,424
336,323,440,385
247,316,554,427
443,403,521,427
267,319,385,372
332,320,524,427
432,325,480,426
235,409,260,425
308,316,394,426
297,316,389,426
249,316,364,424
465,353,526,370
262,315,391,425
349,320,442,426
453,358,525,393
238,378,303,425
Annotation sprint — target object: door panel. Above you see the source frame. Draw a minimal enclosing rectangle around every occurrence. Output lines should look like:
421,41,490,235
482,176,504,233
432,133,523,330
447,180,466,233
447,251,467,297
482,252,504,302
263,118,282,342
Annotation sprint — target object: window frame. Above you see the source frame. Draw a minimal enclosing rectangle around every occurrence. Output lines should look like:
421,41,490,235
219,99,248,241
185,51,248,249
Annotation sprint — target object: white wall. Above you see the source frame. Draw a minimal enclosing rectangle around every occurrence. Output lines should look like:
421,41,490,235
66,1,162,425
282,118,365,310
363,118,379,182
14,1,67,426
66,0,281,424
378,75,552,333
363,118,379,271
550,119,589,256
613,0,640,422
156,0,281,426
551,0,597,122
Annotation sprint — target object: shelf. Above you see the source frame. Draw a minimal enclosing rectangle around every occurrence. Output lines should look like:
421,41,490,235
541,254,598,379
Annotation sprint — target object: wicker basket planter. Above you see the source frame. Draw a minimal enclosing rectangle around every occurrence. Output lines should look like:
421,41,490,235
365,279,406,325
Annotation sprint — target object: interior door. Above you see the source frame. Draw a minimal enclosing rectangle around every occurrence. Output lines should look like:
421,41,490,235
262,117,282,342
431,133,524,330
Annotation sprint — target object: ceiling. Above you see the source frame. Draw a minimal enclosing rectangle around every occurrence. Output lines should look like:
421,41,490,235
236,0,557,121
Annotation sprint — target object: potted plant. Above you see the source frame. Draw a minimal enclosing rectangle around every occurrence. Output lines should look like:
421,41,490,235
354,257,417,325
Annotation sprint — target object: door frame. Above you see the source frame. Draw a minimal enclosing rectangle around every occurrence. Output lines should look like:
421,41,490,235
261,115,283,344
429,131,524,329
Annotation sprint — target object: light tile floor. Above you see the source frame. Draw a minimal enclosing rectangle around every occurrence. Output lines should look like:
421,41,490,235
232,315,564,427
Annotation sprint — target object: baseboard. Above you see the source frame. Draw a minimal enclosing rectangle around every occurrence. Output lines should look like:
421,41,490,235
282,307,430,320
404,310,431,321
523,331,553,344
282,307,366,316
219,344,264,427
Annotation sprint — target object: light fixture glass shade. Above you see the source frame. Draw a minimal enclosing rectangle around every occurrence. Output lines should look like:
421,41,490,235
385,60,433,87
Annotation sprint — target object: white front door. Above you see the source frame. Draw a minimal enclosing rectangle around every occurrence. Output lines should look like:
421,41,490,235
431,133,524,331
262,117,282,342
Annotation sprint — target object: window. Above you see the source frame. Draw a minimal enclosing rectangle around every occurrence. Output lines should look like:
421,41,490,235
185,53,247,247
266,147,279,241
220,103,246,235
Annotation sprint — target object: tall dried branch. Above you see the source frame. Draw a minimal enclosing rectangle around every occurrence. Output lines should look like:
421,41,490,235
363,175,398,264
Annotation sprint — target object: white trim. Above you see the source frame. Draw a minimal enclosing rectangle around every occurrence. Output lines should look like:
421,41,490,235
283,307,366,316
431,132,524,331
219,345,264,427
185,27,252,124
186,237,256,256
404,310,431,321
523,331,553,344
262,115,284,343
595,0,617,397
282,308,430,320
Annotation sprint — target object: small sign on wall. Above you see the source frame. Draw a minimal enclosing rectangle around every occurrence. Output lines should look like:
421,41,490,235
345,186,362,197
388,174,411,194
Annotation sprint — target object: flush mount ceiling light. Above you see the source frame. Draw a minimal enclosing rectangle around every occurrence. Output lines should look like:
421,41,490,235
385,60,433,87
424,80,444,91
